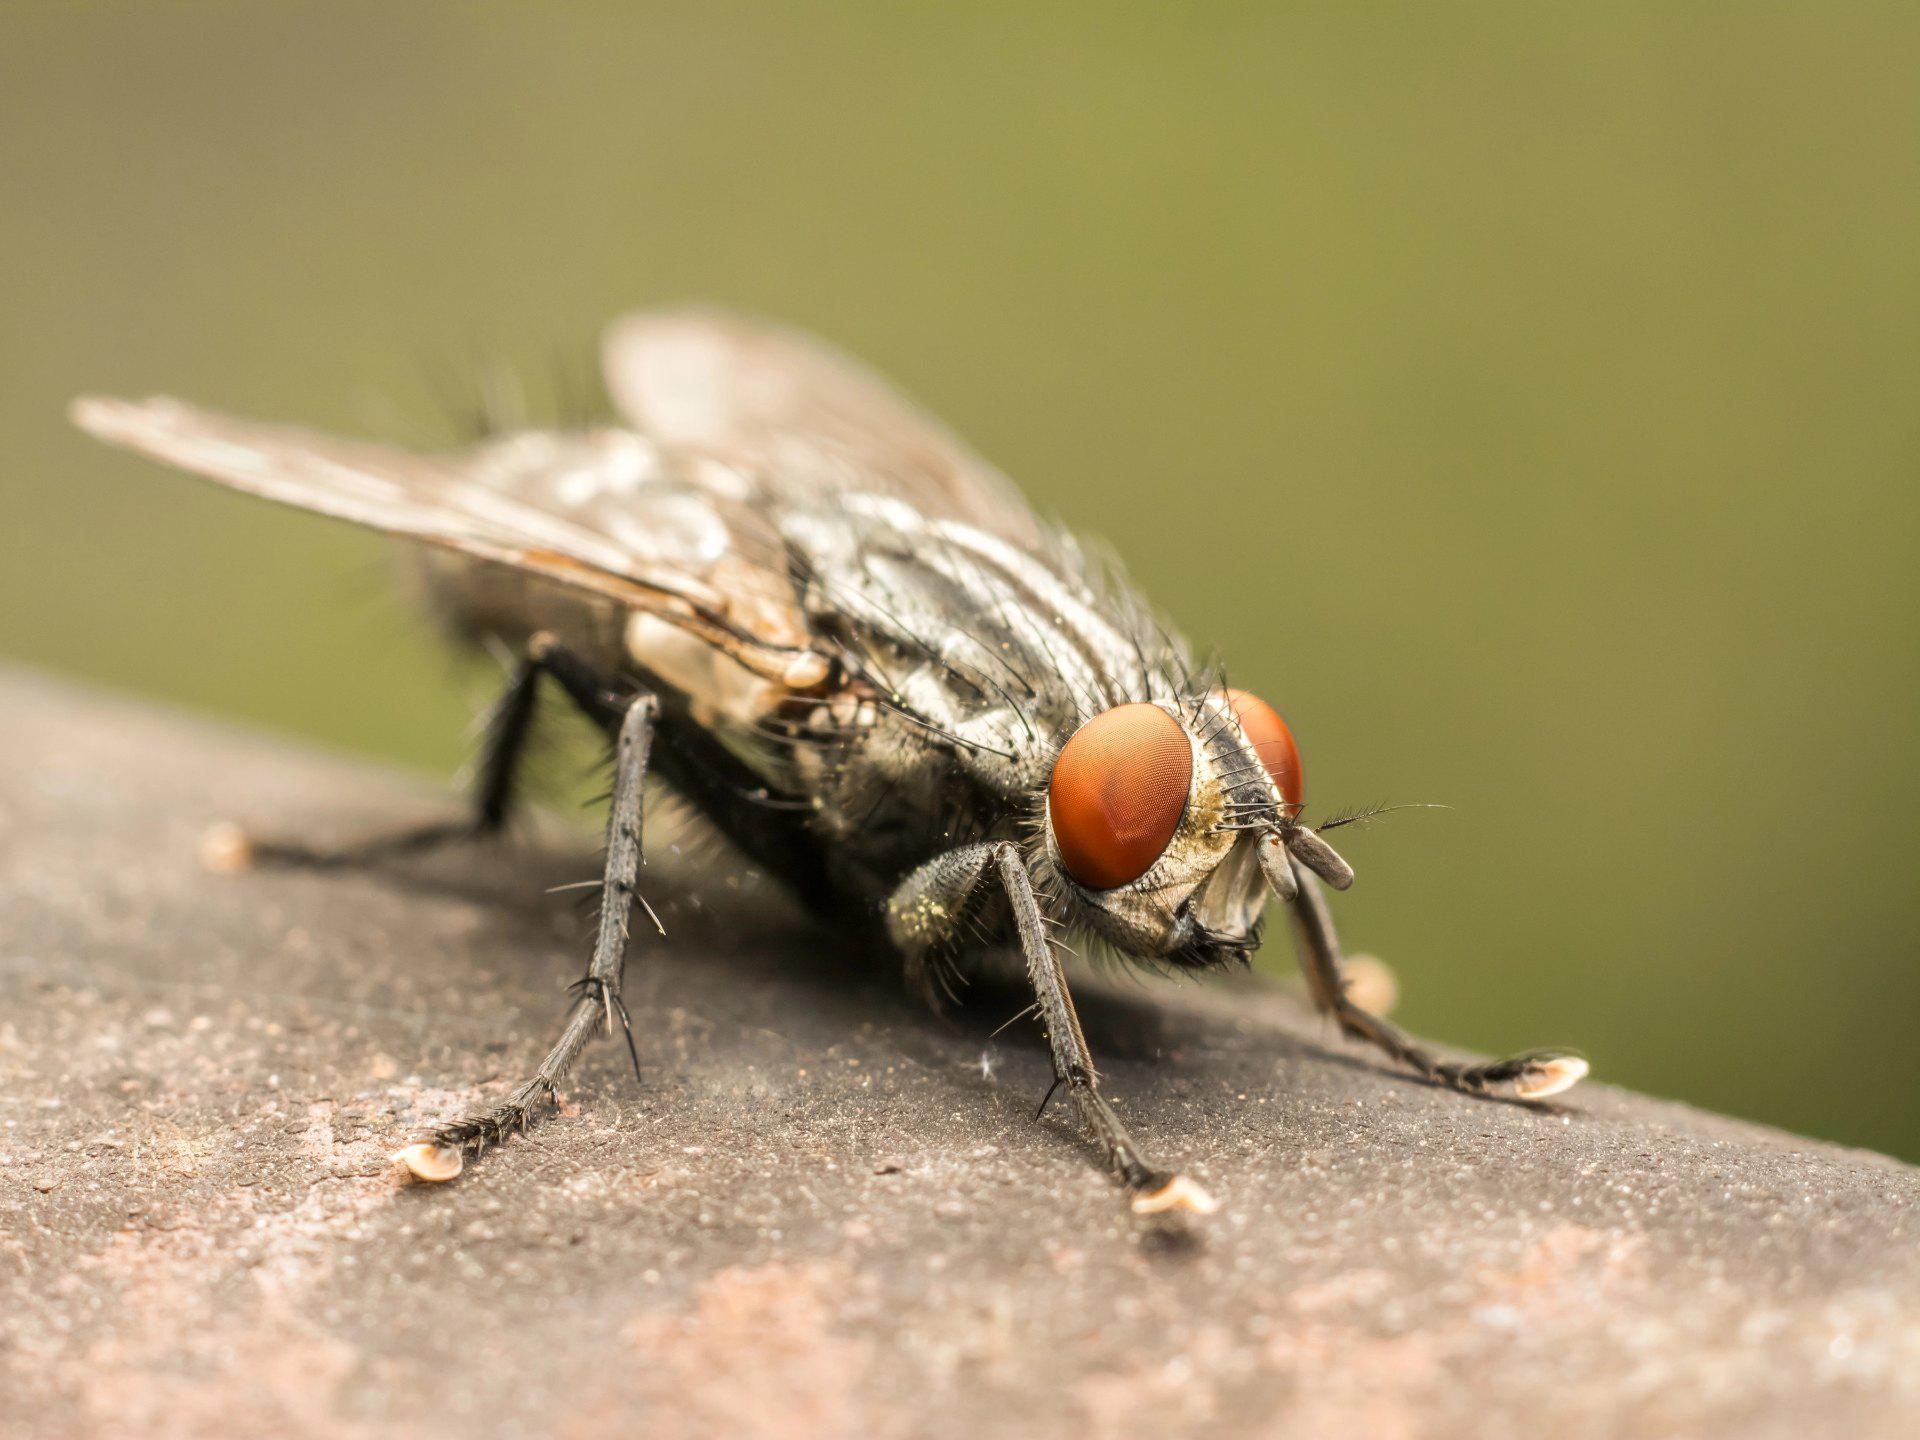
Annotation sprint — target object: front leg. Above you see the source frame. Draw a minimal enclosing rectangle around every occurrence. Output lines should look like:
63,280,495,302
887,842,1216,1215
1284,860,1587,1100
393,685,660,1180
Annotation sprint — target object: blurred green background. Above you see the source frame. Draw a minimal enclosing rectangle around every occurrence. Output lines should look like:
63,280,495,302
3,3,1915,1160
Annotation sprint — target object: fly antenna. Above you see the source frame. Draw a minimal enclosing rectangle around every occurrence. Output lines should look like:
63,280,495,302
1315,802,1451,833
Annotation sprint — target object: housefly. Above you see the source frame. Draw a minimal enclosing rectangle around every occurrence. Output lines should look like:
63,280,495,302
72,310,1585,1215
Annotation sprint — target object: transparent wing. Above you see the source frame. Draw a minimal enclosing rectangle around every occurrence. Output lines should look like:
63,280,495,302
69,396,821,681
601,308,1046,548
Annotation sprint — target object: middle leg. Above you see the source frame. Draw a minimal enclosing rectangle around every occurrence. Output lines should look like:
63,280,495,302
396,681,660,1177
251,632,625,869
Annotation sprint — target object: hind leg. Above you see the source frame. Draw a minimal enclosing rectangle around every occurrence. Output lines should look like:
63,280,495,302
235,633,623,869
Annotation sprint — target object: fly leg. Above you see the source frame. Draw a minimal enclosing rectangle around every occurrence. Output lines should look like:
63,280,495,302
241,633,624,868
397,683,659,1178
887,841,1216,1216
1284,859,1587,1100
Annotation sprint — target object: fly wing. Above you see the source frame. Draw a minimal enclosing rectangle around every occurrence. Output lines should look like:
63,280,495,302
601,309,1047,548
69,396,824,683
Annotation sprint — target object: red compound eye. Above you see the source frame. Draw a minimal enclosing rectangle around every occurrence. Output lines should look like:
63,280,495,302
1048,703,1193,889
1223,688,1304,809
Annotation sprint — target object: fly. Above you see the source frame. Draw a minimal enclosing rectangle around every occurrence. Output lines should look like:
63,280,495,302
71,309,1586,1216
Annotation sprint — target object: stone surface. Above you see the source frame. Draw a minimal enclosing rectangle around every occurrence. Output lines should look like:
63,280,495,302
1,669,1915,1440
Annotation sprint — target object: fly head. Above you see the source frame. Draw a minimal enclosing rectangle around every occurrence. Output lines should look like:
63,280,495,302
1039,688,1353,968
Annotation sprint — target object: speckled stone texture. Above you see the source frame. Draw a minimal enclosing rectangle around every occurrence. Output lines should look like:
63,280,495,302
1,670,1915,1440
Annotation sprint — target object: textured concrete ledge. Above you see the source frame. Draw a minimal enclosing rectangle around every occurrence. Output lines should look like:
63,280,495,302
1,669,1915,1440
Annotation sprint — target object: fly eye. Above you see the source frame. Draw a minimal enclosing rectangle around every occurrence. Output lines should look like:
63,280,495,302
1048,703,1193,890
1223,688,1304,809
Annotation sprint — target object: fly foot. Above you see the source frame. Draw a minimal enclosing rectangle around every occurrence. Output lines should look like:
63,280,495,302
197,821,256,874
390,1142,464,1183
1443,1048,1589,1101
1128,1172,1220,1217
